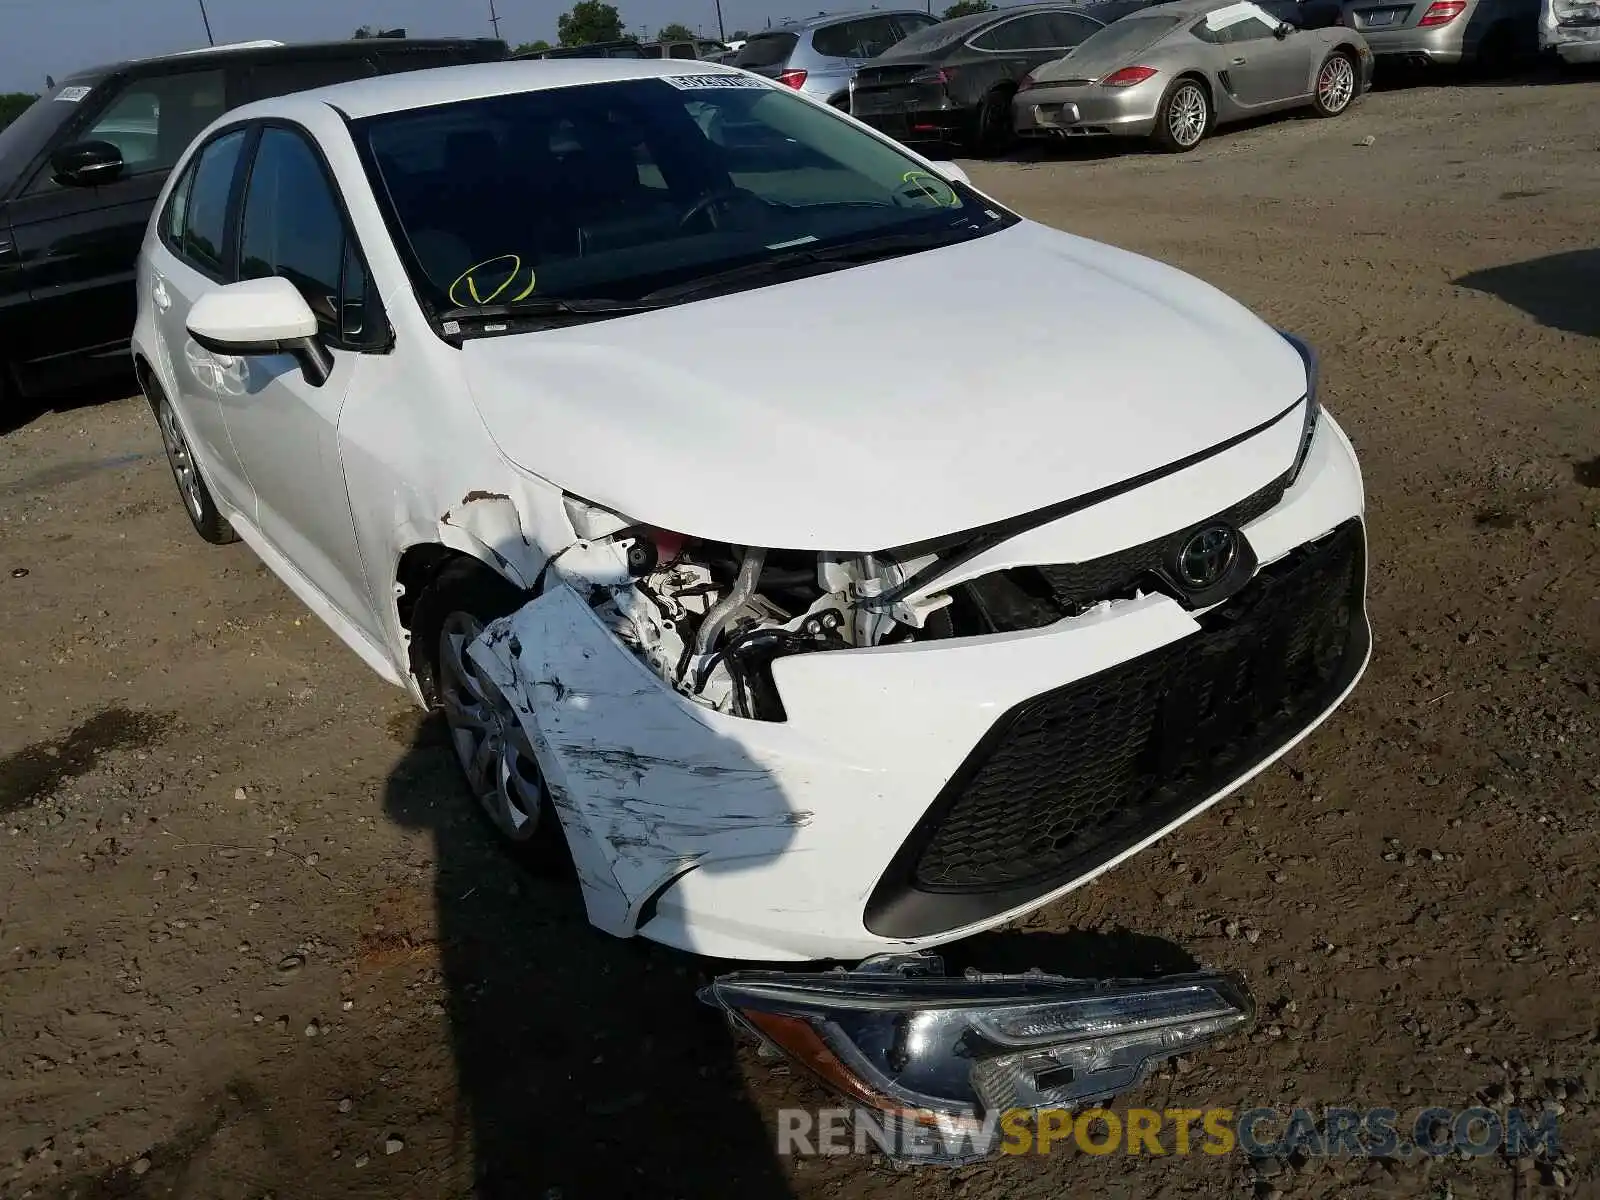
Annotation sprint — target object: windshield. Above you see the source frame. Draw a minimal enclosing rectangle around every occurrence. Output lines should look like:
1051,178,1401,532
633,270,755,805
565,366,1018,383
355,76,1013,317
0,82,92,187
1055,14,1182,64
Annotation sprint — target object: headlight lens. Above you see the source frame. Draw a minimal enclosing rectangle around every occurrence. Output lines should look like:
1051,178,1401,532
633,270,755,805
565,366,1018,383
1278,330,1321,484
701,953,1254,1165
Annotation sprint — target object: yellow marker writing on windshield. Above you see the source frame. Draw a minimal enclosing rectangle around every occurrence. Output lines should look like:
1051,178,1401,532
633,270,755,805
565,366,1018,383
448,254,538,307
900,170,959,207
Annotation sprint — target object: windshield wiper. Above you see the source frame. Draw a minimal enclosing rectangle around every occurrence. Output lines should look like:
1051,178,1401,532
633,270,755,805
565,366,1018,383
637,225,990,305
436,296,664,326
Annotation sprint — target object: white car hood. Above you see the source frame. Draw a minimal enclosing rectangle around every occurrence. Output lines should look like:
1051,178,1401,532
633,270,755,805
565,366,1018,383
460,221,1308,551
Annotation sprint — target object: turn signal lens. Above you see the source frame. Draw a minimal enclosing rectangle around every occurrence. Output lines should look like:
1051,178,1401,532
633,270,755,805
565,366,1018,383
1101,65,1158,86
777,68,808,87
1017,73,1037,91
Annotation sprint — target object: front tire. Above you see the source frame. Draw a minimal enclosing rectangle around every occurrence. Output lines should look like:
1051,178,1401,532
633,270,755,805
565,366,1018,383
152,385,237,545
1153,77,1210,152
411,557,567,869
1311,50,1358,116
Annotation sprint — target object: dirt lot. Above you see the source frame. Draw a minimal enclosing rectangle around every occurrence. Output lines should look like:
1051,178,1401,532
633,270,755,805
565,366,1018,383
2,72,1598,1200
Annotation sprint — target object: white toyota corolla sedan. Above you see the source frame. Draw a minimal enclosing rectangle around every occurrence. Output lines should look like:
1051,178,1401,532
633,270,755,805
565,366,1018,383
133,59,1368,975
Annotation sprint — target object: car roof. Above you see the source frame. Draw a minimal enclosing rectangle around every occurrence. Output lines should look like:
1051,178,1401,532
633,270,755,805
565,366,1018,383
1135,0,1251,16
61,38,504,85
754,7,934,32
250,57,753,121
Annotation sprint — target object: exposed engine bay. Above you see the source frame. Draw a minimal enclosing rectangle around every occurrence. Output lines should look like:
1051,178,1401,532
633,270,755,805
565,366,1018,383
554,496,1180,721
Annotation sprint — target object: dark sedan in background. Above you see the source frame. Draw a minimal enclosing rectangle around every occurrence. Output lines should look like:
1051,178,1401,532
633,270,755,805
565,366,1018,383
848,1,1159,152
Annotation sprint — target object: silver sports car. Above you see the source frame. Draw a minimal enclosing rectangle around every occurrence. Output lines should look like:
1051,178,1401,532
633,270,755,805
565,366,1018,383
1013,0,1373,151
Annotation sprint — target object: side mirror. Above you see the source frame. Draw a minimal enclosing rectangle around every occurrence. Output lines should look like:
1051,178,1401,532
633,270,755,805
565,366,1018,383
1275,21,1295,36
51,140,125,187
186,277,333,387
930,160,971,186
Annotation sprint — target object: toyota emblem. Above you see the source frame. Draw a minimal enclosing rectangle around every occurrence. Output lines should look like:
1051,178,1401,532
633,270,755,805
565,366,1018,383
1176,525,1238,590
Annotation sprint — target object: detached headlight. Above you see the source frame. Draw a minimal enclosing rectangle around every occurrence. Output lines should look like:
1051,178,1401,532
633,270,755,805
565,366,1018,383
701,952,1254,1164
1278,330,1321,484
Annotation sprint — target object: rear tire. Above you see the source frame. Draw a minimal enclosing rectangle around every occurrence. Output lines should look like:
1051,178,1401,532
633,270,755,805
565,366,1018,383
1152,77,1210,152
151,382,237,545
411,557,568,872
970,87,1016,156
1311,50,1358,116
1474,21,1517,76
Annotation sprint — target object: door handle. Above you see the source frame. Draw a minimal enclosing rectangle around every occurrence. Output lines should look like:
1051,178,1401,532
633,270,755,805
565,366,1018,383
1230,56,1247,64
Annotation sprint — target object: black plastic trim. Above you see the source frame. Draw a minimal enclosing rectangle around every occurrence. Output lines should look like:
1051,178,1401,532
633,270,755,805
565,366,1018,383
863,518,1369,940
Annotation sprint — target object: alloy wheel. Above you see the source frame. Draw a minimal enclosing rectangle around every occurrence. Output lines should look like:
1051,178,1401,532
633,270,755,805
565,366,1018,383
1168,83,1207,148
1318,56,1355,113
437,611,546,842
157,398,205,522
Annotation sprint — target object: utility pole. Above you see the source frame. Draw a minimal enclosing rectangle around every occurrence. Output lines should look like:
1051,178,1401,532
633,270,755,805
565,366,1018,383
713,0,726,41
196,0,215,45
488,0,502,39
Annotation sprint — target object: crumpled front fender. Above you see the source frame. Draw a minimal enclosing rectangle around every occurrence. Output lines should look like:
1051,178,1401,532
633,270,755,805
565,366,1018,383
468,585,814,939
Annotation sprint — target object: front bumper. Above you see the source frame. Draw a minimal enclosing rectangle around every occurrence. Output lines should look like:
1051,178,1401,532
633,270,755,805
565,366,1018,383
1012,81,1163,139
471,411,1368,962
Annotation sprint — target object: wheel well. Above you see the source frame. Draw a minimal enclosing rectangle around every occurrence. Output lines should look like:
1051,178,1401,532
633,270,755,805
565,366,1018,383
1330,41,1361,61
1173,71,1213,106
828,91,849,109
132,354,159,412
394,544,466,634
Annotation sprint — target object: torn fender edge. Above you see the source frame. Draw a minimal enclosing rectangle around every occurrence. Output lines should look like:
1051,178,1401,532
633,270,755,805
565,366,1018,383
467,583,813,939
436,492,545,590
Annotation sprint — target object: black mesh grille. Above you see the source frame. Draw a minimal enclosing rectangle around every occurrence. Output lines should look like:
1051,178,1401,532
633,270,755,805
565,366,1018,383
1028,474,1288,613
869,519,1366,931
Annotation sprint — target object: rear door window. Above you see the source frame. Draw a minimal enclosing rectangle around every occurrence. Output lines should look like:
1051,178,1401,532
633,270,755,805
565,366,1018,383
811,16,903,58
733,32,798,67
971,14,1068,50
1042,11,1107,46
242,59,377,104
894,13,943,37
178,127,248,277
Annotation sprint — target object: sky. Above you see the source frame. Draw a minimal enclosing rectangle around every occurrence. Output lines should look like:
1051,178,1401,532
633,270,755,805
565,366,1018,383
0,0,847,92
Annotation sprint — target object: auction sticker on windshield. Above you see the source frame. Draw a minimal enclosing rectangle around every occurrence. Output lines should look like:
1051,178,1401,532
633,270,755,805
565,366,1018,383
661,74,769,89
53,86,92,102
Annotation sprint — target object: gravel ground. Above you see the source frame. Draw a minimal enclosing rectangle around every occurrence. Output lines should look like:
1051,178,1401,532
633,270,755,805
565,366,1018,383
1,72,1597,1200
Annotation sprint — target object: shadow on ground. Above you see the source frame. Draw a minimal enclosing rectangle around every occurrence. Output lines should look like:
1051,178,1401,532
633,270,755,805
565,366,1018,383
1455,248,1600,339
377,711,797,1200
1,368,139,437
375,710,1204,1197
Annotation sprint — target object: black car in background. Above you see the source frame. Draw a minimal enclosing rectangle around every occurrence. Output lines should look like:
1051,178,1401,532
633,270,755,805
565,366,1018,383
849,1,1157,152
0,37,505,406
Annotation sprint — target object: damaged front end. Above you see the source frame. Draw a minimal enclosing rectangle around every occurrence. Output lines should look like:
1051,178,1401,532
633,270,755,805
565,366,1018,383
553,492,1168,722
701,952,1254,1166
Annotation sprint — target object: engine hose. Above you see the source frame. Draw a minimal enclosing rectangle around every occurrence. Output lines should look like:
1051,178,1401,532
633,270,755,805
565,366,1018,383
692,545,766,661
